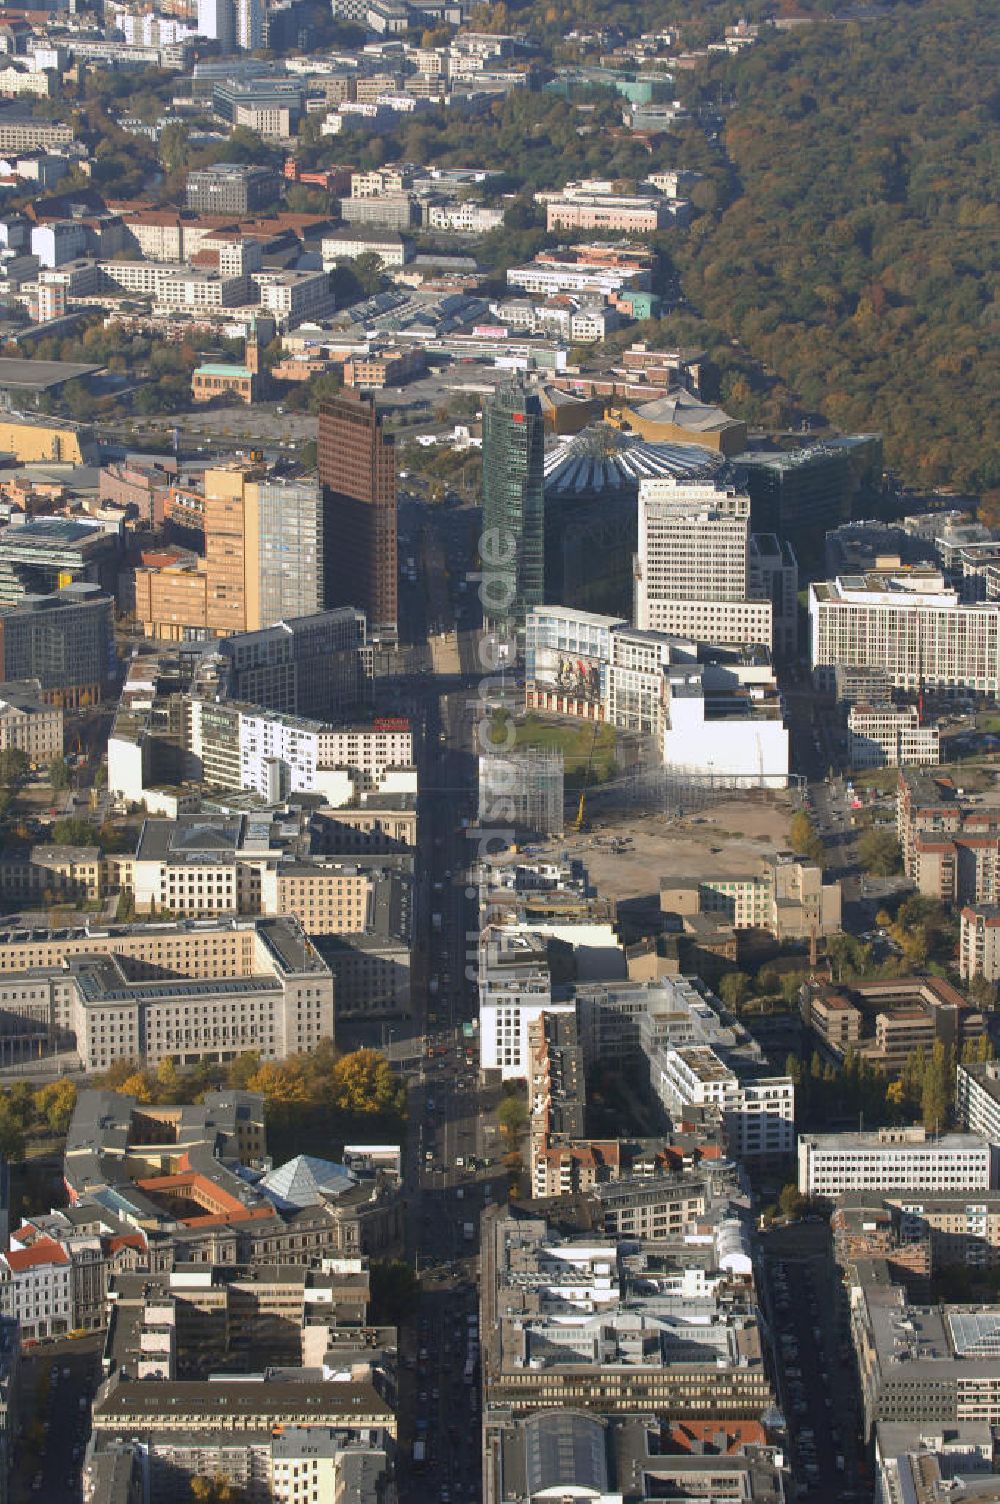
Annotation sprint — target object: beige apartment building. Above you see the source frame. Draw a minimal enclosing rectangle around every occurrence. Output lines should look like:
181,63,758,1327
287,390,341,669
0,844,105,905
0,681,62,763
0,118,73,151
119,209,222,263
129,815,409,931
342,348,425,390
545,195,668,233
897,770,1000,906
801,976,985,1075
133,556,211,641
884,1191,1000,1268
661,854,842,941
318,796,417,851
960,904,1000,983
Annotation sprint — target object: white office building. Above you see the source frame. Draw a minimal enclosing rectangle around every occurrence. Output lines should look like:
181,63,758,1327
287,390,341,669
810,572,1000,693
235,0,266,49
957,1063,1000,1144
847,703,940,769
234,713,414,802
478,928,575,1079
638,478,750,600
524,603,788,783
607,627,674,737
635,478,772,650
653,1044,794,1161
661,668,789,788
797,1129,996,1197
524,606,621,721
197,0,234,48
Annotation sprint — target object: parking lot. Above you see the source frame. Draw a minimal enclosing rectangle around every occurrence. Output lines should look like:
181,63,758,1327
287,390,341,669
759,1225,870,1504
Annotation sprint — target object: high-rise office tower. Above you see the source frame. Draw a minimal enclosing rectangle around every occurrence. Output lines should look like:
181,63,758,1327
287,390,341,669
135,464,325,641
634,477,773,649
197,0,235,50
317,394,398,644
203,465,325,634
235,0,268,51
481,381,544,645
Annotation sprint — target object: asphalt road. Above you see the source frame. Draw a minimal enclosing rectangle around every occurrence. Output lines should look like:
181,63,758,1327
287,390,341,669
381,522,495,1502
807,779,913,925
758,1223,871,1504
396,1043,507,1504
13,1336,102,1504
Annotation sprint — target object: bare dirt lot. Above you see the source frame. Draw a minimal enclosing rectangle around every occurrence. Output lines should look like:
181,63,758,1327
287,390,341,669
494,794,797,904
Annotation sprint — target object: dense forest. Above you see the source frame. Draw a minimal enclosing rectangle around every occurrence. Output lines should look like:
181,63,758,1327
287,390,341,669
678,0,998,490
315,0,997,491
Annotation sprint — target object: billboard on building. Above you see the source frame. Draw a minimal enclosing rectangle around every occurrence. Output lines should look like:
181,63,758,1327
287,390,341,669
532,646,602,704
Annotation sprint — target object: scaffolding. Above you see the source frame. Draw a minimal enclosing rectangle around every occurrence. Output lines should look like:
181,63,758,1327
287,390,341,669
478,746,565,838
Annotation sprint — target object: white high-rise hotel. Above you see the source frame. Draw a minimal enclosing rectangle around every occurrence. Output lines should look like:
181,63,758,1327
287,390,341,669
634,478,773,649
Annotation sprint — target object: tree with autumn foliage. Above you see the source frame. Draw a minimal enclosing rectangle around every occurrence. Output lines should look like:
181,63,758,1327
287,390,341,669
231,1044,406,1122
330,1049,404,1116
32,1079,77,1136
118,1070,155,1104
189,1476,245,1503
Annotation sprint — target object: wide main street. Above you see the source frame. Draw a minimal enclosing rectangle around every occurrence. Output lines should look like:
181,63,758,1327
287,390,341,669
388,527,500,1500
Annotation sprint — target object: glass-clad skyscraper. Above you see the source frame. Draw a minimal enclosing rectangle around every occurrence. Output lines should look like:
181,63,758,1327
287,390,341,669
481,382,545,645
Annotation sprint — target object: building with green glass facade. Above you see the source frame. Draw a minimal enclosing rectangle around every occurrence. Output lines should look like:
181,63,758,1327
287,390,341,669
481,382,545,647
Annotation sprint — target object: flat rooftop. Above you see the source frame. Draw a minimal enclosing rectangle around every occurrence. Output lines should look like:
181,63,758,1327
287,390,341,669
0,357,102,391
802,1131,987,1153
94,1377,392,1420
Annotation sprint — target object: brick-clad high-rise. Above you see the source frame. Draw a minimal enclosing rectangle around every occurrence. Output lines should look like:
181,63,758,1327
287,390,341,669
318,393,397,643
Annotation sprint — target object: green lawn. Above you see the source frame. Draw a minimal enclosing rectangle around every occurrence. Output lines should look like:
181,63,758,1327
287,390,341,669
490,713,618,788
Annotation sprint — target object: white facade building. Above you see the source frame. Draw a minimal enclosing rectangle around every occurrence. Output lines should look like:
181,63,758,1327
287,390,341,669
507,261,645,298
197,0,234,48
635,478,773,650
235,713,413,802
639,596,773,646
426,202,504,233
524,605,620,721
101,259,247,309
661,669,789,788
252,269,334,327
653,1044,794,1161
607,627,673,737
0,1237,73,1341
638,478,751,601
524,604,787,780
478,928,575,1080
320,229,407,267
797,1130,996,1197
810,573,1000,693
31,221,86,269
235,0,267,50
847,703,940,769
957,1062,1000,1142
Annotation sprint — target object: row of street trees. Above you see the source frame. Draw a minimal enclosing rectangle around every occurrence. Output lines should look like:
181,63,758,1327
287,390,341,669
787,1035,994,1135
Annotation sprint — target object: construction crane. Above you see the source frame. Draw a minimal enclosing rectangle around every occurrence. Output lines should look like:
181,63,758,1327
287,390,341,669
573,722,601,832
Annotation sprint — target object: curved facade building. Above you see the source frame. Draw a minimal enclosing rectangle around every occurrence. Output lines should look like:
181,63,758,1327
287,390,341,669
543,426,723,617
